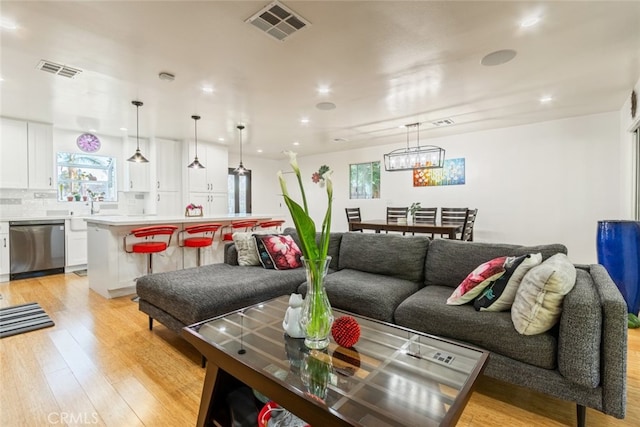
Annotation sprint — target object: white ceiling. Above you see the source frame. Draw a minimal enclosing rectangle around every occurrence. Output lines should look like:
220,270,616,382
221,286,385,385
1,1,639,159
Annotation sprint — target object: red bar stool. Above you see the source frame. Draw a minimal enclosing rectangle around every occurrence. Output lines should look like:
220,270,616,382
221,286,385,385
221,220,259,241
123,225,178,276
256,219,285,233
179,223,222,266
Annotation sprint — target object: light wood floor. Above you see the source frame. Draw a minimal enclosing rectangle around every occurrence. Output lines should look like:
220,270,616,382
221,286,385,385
0,273,638,426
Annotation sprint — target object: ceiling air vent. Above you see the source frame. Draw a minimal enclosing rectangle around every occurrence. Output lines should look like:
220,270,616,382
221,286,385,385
245,1,310,42
432,118,455,127
37,60,82,78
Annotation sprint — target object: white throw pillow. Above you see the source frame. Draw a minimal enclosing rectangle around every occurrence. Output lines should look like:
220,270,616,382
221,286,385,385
232,232,261,266
511,253,577,335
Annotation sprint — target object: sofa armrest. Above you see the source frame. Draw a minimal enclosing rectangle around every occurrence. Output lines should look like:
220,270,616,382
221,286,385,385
589,263,627,418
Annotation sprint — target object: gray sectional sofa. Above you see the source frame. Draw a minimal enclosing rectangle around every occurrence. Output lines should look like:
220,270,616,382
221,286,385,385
136,228,627,426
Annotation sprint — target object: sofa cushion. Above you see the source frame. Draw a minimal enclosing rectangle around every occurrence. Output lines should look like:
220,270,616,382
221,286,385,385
254,234,302,270
297,269,422,322
511,253,577,335
424,239,567,288
394,285,558,369
447,256,506,305
338,232,429,282
136,264,306,326
474,253,542,311
284,227,343,271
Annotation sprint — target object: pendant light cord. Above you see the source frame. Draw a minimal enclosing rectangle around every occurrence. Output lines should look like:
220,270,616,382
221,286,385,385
136,103,140,150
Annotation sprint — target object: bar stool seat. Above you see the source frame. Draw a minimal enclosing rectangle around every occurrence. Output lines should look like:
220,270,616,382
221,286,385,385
124,225,178,276
179,223,222,266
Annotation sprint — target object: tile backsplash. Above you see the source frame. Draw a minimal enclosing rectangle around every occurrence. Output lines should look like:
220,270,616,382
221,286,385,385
0,189,147,219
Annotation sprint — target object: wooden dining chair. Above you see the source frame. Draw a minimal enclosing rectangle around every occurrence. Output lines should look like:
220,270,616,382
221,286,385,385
440,207,468,239
413,207,437,237
460,208,478,241
386,207,408,234
386,207,408,223
345,207,363,232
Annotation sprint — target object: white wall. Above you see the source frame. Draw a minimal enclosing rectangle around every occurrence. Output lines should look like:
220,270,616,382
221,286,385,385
283,111,624,264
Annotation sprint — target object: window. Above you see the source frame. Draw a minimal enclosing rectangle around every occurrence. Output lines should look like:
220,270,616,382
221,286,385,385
228,168,252,214
350,161,380,199
57,152,117,201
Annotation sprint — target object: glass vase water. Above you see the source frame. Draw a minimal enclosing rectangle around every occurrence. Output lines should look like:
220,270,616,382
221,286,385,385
299,257,334,349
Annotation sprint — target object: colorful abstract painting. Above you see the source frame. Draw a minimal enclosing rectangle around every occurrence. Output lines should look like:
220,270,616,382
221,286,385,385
413,158,465,187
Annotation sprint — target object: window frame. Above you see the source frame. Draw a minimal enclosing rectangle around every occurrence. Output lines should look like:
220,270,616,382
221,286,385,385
349,161,380,199
228,168,252,214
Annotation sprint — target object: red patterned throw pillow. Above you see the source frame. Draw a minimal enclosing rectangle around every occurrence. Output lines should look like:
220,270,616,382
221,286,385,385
447,256,507,305
254,235,302,270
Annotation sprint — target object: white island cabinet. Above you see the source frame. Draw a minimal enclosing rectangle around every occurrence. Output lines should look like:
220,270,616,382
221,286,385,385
85,214,278,299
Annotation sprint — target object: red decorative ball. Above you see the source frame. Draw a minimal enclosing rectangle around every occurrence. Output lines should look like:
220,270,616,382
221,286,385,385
331,315,360,348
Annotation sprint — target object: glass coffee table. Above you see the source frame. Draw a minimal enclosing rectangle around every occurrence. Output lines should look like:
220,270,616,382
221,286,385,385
182,296,489,427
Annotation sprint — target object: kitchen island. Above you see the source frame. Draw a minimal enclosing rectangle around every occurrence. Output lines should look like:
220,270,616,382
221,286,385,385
85,214,279,299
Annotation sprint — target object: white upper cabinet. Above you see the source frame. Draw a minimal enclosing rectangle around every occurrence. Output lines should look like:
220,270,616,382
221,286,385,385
27,122,54,189
122,136,150,192
155,138,182,192
186,141,228,193
0,117,28,188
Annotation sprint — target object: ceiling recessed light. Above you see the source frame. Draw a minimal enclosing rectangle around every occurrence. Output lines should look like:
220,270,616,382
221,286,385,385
120,127,127,131
0,19,18,30
257,149,263,153
540,96,553,103
293,141,300,146
333,138,348,143
521,17,540,28
89,128,97,133
300,118,309,124
316,102,336,111
202,86,214,93
0,76,4,82
481,49,517,66
218,137,225,142
317,86,330,95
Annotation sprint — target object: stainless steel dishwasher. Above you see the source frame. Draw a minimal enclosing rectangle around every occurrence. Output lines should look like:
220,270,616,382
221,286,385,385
9,219,65,280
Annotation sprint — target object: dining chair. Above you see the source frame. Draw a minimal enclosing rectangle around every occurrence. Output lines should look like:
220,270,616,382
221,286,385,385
386,207,408,223
440,207,468,239
460,208,478,241
413,207,437,237
386,207,409,234
345,207,363,232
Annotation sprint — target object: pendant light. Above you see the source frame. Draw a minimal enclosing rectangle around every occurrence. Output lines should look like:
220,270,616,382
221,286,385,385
127,100,149,163
383,122,445,171
234,124,248,175
188,115,205,169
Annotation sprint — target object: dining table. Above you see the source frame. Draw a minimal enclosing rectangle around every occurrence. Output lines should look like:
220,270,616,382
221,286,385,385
348,219,463,239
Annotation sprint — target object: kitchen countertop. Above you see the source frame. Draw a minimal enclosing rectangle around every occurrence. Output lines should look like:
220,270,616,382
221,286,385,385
83,213,281,227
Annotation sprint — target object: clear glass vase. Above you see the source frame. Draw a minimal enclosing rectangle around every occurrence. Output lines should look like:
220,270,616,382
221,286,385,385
300,257,334,349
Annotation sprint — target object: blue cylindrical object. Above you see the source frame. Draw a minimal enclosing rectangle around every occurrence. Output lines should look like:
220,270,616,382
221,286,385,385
596,220,640,315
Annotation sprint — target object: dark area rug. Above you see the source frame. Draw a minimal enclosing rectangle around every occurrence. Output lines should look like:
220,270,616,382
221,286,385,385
0,302,55,338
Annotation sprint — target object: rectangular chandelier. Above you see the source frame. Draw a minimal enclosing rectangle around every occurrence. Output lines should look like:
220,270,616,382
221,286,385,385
383,123,445,171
